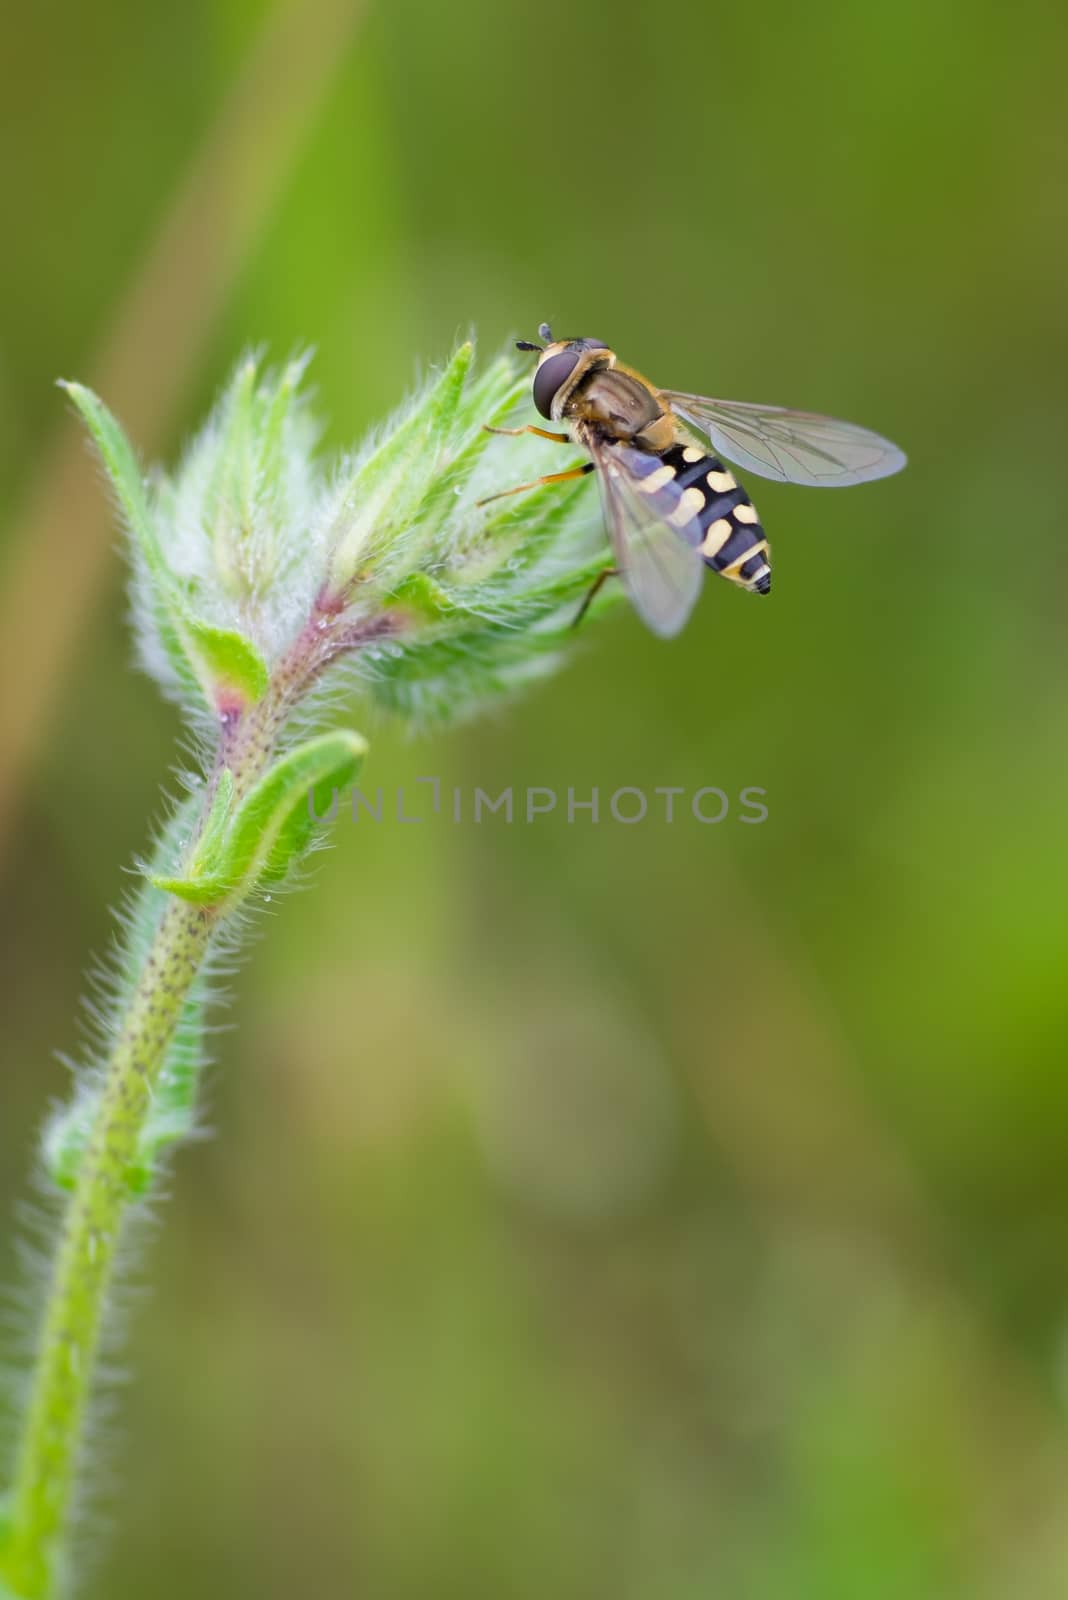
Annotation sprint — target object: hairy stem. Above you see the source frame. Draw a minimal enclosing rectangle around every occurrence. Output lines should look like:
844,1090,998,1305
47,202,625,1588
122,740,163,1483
0,595,390,1594
1,894,217,1598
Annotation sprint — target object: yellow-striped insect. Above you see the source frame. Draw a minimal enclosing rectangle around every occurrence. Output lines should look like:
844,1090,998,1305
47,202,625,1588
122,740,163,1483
481,324,906,636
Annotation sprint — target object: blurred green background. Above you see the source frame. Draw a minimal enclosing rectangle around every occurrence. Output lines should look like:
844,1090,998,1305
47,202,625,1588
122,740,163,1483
3,0,1068,1594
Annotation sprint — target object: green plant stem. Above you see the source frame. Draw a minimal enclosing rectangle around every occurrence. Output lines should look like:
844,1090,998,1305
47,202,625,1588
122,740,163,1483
0,590,377,1598
1,894,217,1599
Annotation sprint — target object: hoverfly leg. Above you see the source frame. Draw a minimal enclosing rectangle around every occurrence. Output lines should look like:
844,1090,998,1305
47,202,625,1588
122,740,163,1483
476,461,593,509
481,423,571,443
572,566,619,630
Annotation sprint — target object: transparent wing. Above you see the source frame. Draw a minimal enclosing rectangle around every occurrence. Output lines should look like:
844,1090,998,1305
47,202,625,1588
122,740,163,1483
583,431,705,638
663,391,907,487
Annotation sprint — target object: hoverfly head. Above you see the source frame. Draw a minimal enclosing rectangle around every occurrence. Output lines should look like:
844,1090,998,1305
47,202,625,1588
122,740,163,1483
524,330,610,419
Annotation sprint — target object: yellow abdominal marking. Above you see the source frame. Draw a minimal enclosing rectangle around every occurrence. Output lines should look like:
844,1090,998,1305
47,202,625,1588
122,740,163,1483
681,445,704,463
734,502,759,524
637,463,676,494
723,539,768,578
707,469,736,493
667,487,707,528
698,518,733,557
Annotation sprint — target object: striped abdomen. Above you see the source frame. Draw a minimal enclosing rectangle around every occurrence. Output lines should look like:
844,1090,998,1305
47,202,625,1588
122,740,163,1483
656,442,771,594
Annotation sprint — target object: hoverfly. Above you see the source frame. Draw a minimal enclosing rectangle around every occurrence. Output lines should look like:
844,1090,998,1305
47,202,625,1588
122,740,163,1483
479,323,906,637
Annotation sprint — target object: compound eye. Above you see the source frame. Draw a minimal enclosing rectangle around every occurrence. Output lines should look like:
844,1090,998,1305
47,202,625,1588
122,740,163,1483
584,339,608,350
532,350,580,418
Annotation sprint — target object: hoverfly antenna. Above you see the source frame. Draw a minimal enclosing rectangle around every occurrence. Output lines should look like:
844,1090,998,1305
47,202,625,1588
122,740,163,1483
538,322,553,342
515,339,543,353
